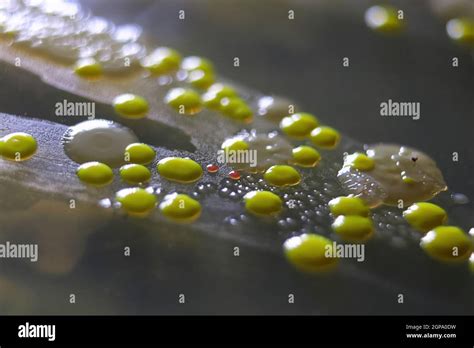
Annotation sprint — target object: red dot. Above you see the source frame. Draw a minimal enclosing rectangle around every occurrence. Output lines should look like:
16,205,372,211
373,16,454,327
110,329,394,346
207,164,219,173
229,170,241,180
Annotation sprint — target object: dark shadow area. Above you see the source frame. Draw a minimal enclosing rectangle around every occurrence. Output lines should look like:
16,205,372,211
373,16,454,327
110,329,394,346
0,62,196,152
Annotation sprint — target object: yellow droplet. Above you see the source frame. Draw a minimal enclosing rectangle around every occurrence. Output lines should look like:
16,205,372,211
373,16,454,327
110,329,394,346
263,165,301,187
164,88,202,115
365,5,404,33
420,226,473,263
202,83,238,109
124,143,155,165
400,171,419,185
310,126,340,149
141,47,182,75
446,18,474,45
157,157,203,183
74,58,103,78
331,215,374,242
219,97,253,123
402,175,416,184
279,113,319,138
181,56,214,74
76,161,113,186
291,145,321,167
284,234,338,272
328,196,370,217
113,93,149,119
244,190,282,216
116,187,157,216
344,152,375,171
186,69,215,89
221,137,249,152
119,164,151,184
403,202,447,233
0,132,37,161
159,193,201,223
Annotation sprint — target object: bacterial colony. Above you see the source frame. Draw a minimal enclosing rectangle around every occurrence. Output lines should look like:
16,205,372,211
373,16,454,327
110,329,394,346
0,1,473,274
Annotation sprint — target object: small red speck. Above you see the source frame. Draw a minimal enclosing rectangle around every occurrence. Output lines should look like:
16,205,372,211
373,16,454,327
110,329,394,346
229,170,241,180
207,164,219,173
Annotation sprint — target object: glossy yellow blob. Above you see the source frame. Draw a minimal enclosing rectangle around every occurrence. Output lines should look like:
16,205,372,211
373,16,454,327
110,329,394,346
221,138,249,152
124,143,155,165
284,234,338,272
0,132,37,161
181,56,215,74
113,93,149,119
420,226,473,263
310,126,341,149
164,88,202,115
119,164,151,184
157,157,203,183
202,84,238,109
328,196,369,217
76,161,113,186
344,152,375,171
291,146,321,167
116,187,157,216
263,165,301,187
279,113,319,138
469,253,474,273
402,175,416,184
403,202,447,233
365,5,404,33
159,193,202,223
186,69,215,89
331,215,374,242
244,190,282,216
446,18,474,45
219,97,253,123
141,47,182,75
74,58,103,78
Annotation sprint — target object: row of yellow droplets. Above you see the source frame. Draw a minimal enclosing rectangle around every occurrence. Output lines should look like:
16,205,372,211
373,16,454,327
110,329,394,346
5,4,473,273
